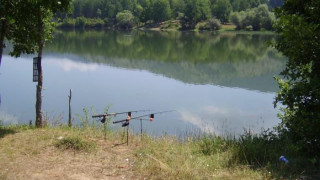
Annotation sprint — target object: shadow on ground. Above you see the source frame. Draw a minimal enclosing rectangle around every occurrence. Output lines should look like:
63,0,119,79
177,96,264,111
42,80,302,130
0,127,16,138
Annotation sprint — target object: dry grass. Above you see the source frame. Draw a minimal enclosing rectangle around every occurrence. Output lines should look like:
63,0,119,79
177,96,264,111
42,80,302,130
0,126,267,180
133,135,265,180
0,126,141,180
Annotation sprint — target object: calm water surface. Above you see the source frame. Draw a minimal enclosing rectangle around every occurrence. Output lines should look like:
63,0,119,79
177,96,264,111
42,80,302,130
0,30,285,136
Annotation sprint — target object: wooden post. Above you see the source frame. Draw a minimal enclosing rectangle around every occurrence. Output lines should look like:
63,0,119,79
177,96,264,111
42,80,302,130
140,119,143,137
127,124,129,146
104,120,107,140
68,89,72,127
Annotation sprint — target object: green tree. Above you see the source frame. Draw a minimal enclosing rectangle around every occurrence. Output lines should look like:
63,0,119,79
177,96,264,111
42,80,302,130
198,17,221,30
82,0,95,18
72,0,83,17
184,0,211,22
105,1,116,19
274,0,320,156
121,0,135,12
211,0,232,23
230,4,274,31
254,4,273,30
183,0,211,29
96,8,102,18
231,0,250,11
139,0,152,22
9,0,72,127
133,4,144,18
151,0,171,23
170,0,186,19
116,10,135,29
0,0,21,66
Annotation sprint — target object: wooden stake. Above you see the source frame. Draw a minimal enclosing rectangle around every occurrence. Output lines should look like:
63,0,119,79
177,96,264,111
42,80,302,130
104,120,107,140
127,124,129,146
140,119,143,137
68,89,72,127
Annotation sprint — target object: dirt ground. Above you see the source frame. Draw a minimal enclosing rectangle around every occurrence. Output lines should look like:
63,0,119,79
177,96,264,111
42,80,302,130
0,130,143,180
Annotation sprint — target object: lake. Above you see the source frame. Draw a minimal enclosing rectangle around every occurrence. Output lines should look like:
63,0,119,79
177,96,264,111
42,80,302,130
0,30,285,136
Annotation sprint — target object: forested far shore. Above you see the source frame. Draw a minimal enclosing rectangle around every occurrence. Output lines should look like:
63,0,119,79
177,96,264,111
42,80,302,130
55,0,283,30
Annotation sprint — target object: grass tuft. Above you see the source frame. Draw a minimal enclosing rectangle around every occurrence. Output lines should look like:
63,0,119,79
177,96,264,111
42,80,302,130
55,136,96,152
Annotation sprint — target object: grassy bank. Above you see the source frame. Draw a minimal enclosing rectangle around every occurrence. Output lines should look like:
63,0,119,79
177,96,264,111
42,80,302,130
0,125,318,179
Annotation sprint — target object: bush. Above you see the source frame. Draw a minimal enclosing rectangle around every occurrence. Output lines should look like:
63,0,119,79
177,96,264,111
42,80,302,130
116,10,135,29
231,130,319,177
55,136,96,152
245,25,253,31
59,18,76,29
86,18,104,28
198,18,221,31
72,17,105,29
230,4,275,31
197,134,232,155
75,17,86,29
180,20,196,30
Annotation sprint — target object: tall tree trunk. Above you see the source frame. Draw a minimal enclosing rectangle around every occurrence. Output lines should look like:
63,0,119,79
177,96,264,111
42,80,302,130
35,54,43,127
35,9,43,128
0,20,7,66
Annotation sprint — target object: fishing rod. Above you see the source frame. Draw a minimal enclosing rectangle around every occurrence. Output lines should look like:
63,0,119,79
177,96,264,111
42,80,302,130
112,110,174,145
92,110,151,123
92,110,151,142
107,109,152,117
113,110,174,125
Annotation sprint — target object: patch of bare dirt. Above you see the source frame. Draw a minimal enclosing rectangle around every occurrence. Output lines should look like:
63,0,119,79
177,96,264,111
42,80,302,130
0,132,142,180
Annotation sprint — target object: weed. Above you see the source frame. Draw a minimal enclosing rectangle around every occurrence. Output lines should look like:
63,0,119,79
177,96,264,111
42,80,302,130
55,136,96,152
197,134,234,155
76,106,92,128
231,129,319,178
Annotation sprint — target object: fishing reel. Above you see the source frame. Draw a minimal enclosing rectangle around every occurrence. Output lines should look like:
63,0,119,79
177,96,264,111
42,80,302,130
121,112,131,127
122,121,129,127
92,114,107,123
100,116,106,123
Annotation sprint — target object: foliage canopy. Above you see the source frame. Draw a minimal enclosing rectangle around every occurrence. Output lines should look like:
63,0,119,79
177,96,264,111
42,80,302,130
230,4,274,31
116,10,135,29
274,0,320,156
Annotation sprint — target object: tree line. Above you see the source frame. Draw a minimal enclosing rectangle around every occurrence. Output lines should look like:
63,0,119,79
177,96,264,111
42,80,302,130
57,0,283,30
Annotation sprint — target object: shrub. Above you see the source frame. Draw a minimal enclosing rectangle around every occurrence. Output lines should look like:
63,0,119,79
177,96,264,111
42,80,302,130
198,18,221,31
55,136,96,152
86,18,104,28
59,18,76,28
75,17,86,29
116,10,135,29
230,4,275,31
197,134,232,155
